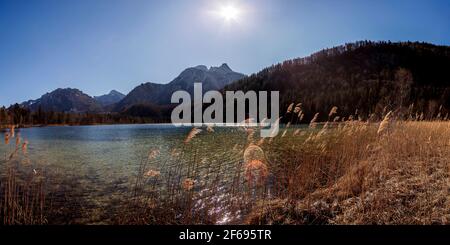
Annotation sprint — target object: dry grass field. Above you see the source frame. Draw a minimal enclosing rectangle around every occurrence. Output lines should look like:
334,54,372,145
247,119,450,224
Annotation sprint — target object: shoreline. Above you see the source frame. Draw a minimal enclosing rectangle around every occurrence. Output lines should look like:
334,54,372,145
1,120,446,132
0,122,174,130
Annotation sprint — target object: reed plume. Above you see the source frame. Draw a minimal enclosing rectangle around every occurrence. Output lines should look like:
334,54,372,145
22,140,28,154
148,149,160,160
294,103,302,114
377,111,392,135
4,132,10,145
206,125,214,133
144,169,161,178
309,113,319,128
286,103,294,113
171,148,182,157
246,128,255,142
298,112,304,122
328,106,338,118
240,118,255,128
182,178,195,191
184,128,202,143
260,118,268,127
15,133,20,147
269,117,281,138
244,160,269,187
10,124,15,138
244,144,266,166
257,138,265,146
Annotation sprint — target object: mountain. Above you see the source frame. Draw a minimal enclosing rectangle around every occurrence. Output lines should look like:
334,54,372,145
94,90,125,106
17,64,245,115
114,63,246,112
225,41,450,121
22,88,103,113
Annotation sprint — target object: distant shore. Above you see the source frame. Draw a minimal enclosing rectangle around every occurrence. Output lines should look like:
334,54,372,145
0,122,175,131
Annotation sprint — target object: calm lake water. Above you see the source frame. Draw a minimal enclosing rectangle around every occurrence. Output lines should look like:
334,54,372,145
0,124,254,224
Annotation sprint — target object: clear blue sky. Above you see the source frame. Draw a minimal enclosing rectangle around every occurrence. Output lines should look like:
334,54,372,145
1,0,449,106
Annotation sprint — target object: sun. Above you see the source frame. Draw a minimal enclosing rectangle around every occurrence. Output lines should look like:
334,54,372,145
205,1,248,27
219,4,241,22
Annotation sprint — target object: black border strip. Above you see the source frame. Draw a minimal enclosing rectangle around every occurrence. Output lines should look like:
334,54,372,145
1,225,450,244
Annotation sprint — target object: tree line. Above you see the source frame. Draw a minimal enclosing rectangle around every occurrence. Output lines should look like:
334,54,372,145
0,104,168,128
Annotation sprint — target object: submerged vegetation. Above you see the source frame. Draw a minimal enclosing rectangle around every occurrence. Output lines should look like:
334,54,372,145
0,103,449,225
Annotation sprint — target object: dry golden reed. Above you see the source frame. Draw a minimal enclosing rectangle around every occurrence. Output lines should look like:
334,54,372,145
257,138,265,146
286,103,294,113
328,106,338,118
22,140,28,154
170,148,181,157
206,125,214,133
293,103,302,114
244,144,266,164
269,117,281,138
246,128,255,142
10,125,15,138
15,133,20,147
309,113,319,128
182,178,195,191
245,109,450,225
244,160,269,187
4,132,10,145
377,111,392,135
184,127,202,143
298,112,304,121
144,169,161,178
148,149,160,160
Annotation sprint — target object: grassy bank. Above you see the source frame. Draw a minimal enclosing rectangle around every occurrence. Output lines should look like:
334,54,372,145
247,120,449,224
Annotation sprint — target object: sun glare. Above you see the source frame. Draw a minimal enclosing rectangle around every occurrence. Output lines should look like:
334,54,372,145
219,4,241,22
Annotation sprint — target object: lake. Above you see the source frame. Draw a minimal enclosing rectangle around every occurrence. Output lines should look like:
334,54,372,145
0,124,260,224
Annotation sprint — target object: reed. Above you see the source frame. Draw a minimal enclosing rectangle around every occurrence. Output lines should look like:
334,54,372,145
114,101,450,225
244,105,449,224
2,102,449,225
0,125,47,225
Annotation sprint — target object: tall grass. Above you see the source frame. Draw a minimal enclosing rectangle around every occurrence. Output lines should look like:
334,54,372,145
0,125,47,225
117,127,254,224
1,104,449,225
120,104,449,225
245,107,450,225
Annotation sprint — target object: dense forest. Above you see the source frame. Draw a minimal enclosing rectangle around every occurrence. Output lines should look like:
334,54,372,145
0,104,168,128
225,41,450,122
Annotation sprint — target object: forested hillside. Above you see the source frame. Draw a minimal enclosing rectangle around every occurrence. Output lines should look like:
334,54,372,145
225,41,450,121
